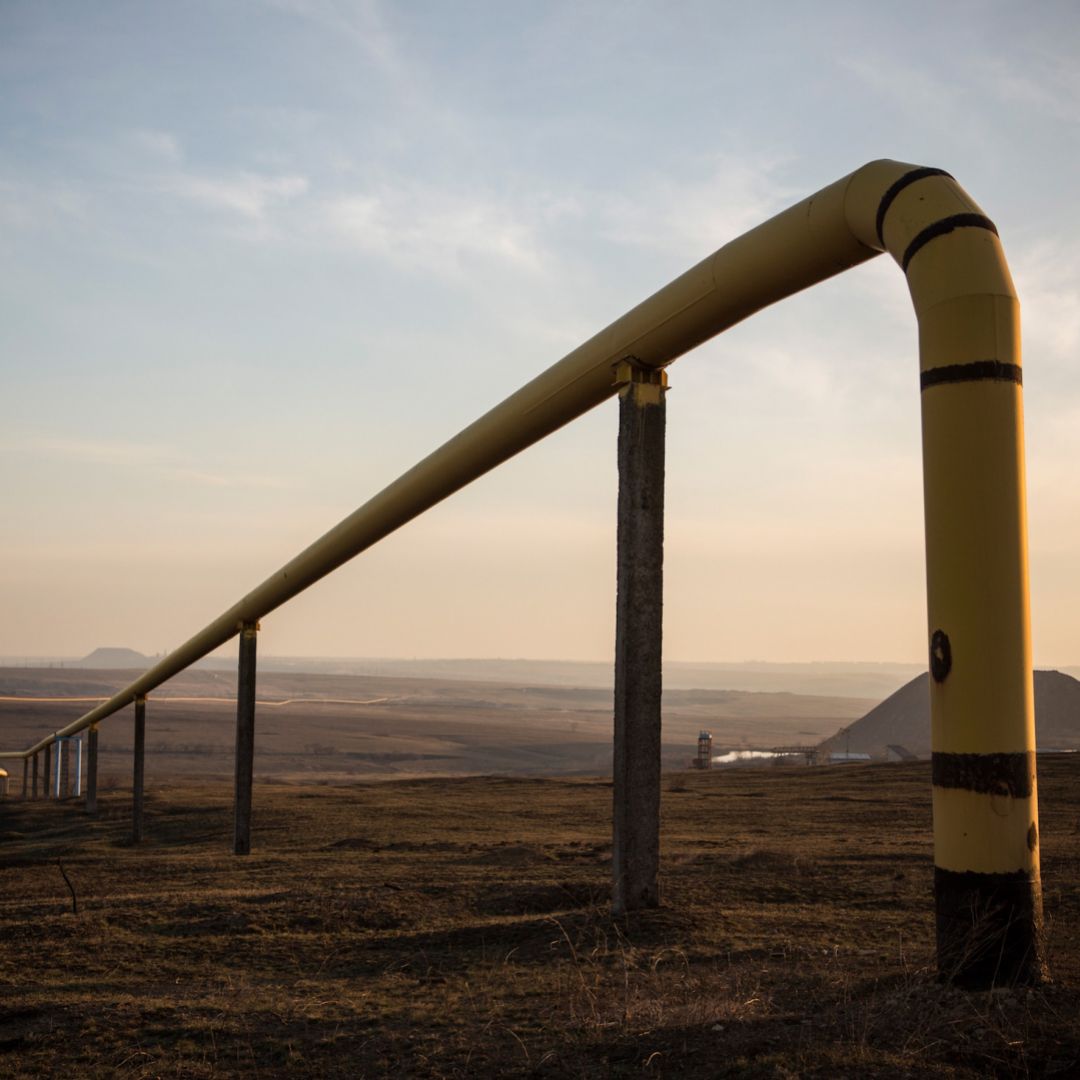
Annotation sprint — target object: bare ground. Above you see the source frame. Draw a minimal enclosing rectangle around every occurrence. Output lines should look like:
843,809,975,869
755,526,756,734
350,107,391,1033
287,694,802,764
1,757,1079,1078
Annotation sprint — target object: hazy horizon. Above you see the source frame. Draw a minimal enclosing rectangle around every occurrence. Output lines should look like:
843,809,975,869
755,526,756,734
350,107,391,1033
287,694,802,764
1,650,933,669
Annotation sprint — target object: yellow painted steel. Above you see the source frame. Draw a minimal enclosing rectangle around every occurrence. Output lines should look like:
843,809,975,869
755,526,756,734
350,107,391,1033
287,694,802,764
922,382,1032,755
933,787,1038,874
0,152,1037,865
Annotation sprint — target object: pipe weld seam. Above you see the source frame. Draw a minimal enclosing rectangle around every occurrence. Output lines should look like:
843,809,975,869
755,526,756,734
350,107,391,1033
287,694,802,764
901,213,998,271
874,165,954,246
932,751,1034,798
920,360,1022,391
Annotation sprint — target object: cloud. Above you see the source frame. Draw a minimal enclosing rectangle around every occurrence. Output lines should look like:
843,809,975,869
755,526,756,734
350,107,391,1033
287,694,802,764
312,155,794,286
130,129,183,162
975,54,1080,126
261,0,410,83
838,54,989,146
161,170,309,221
321,184,551,276
1011,240,1080,364
596,154,797,260
0,177,87,233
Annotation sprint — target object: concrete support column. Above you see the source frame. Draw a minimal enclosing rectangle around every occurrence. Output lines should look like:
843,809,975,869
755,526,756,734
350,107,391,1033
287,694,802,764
31,753,39,799
132,696,146,844
612,360,667,915
234,620,259,856
86,726,99,815
59,739,70,799
43,743,51,800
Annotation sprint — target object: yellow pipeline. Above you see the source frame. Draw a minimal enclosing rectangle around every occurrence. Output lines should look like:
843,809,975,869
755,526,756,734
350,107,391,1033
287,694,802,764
1,158,1042,980
0,167,1040,912
2,161,890,760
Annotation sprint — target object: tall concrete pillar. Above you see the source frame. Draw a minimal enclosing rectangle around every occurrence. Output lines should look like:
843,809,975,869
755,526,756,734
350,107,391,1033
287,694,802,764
59,739,70,799
234,621,259,855
612,360,667,915
132,697,146,844
86,726,99,815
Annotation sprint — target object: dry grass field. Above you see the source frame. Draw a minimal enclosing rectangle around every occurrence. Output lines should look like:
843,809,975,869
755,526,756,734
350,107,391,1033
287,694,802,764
2,757,1079,1077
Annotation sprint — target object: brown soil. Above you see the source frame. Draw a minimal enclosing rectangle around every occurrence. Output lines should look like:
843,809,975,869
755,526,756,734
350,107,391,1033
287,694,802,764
1,758,1079,1078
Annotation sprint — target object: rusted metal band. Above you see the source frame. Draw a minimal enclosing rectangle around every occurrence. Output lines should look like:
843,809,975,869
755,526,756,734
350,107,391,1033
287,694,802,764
921,360,1022,390
874,165,954,246
935,866,1045,987
902,213,998,271
932,751,1035,798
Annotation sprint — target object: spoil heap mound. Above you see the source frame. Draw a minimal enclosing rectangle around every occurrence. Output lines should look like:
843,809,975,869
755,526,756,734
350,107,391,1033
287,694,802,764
820,669,1080,758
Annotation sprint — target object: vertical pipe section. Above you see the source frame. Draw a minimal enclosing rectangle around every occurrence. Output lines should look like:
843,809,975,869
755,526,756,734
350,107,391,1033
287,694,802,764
234,621,259,856
847,164,1045,986
921,335,1043,985
86,726,98,815
132,697,146,844
612,361,667,915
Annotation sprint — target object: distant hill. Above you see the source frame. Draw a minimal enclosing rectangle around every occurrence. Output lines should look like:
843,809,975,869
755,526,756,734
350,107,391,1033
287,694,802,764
74,647,152,669
820,670,1080,758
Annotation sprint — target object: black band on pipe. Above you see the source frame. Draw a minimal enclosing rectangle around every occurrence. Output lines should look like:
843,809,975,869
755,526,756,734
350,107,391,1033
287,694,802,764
932,751,1034,798
935,866,1045,987
920,360,1022,390
874,166,954,246
902,213,998,271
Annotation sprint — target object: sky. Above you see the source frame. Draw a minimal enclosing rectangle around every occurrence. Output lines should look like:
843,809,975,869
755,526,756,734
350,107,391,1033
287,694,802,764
1,0,1078,665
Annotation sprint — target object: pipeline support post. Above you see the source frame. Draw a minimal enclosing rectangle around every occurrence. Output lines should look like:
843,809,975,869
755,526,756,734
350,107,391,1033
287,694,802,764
86,726,99,815
132,696,146,844
21,757,28,800
59,737,70,798
612,360,667,915
31,752,39,799
234,620,259,856
43,742,51,799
